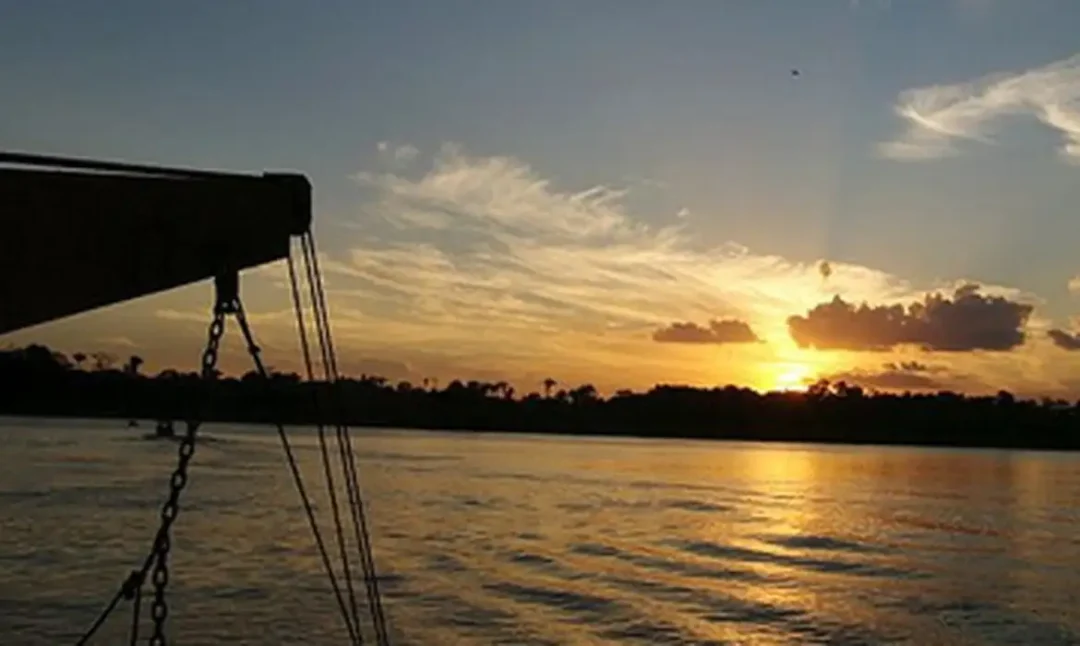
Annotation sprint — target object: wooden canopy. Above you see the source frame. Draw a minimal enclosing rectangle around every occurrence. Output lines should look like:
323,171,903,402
0,152,311,334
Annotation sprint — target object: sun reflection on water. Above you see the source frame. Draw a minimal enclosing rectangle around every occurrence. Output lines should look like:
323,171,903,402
3,423,1080,645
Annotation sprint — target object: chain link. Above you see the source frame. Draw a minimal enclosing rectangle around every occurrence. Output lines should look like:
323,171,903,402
147,306,229,646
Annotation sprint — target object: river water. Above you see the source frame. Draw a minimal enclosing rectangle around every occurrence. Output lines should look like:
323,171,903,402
2,418,1080,645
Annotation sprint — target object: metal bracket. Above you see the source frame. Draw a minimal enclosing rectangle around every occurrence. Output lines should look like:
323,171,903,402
214,271,240,314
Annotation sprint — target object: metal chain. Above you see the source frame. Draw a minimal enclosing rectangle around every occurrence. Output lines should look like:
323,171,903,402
147,306,228,646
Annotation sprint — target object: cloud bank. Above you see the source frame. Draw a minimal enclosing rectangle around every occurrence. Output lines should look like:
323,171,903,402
824,361,953,392
787,284,1034,352
652,319,760,345
342,144,932,360
880,52,1080,162
1048,328,1080,351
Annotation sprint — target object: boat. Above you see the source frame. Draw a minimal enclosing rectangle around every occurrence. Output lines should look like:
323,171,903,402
140,419,176,441
1,151,390,645
154,420,174,438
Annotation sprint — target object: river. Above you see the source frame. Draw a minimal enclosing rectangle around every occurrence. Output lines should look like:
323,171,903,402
2,418,1079,645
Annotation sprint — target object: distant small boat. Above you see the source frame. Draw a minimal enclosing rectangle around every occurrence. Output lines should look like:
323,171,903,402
155,420,174,438
141,419,177,441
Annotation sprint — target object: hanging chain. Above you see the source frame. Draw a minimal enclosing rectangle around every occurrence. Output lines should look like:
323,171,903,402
147,302,229,646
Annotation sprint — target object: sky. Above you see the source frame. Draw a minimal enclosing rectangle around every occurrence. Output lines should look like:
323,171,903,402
3,0,1080,397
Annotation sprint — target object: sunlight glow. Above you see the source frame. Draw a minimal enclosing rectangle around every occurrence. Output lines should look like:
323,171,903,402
773,363,812,392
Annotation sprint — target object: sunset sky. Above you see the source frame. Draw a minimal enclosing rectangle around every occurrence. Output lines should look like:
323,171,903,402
4,1,1080,397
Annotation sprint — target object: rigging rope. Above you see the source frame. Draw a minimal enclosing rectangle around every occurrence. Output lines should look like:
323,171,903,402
300,232,390,644
232,300,364,646
72,233,389,645
286,247,365,641
127,570,143,646
299,235,372,627
73,582,126,646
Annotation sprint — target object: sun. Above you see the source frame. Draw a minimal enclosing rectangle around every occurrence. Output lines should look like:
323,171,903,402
773,363,812,392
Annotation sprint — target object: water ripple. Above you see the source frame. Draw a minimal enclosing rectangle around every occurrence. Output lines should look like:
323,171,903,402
759,533,890,554
4,423,1080,645
668,539,928,580
484,581,623,617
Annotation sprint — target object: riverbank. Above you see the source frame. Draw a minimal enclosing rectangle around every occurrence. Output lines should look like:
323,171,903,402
5,344,1079,453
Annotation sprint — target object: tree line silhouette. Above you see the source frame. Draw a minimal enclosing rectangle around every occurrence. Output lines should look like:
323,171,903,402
2,343,1079,450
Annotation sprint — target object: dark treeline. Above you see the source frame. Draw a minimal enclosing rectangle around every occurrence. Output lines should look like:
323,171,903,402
2,344,1079,450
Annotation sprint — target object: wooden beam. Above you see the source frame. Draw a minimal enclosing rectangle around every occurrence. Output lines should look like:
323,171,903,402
0,154,311,334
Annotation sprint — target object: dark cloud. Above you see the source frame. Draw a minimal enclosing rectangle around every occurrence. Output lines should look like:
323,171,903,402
787,284,1033,352
882,360,942,373
1048,329,1080,351
825,361,953,392
652,319,760,345
818,260,832,281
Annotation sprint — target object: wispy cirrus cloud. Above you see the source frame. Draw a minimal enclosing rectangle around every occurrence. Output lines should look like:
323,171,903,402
376,141,420,166
344,144,925,344
879,52,1080,162
319,143,1040,390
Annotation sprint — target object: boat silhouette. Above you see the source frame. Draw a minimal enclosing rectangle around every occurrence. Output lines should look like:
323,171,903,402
141,419,177,441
